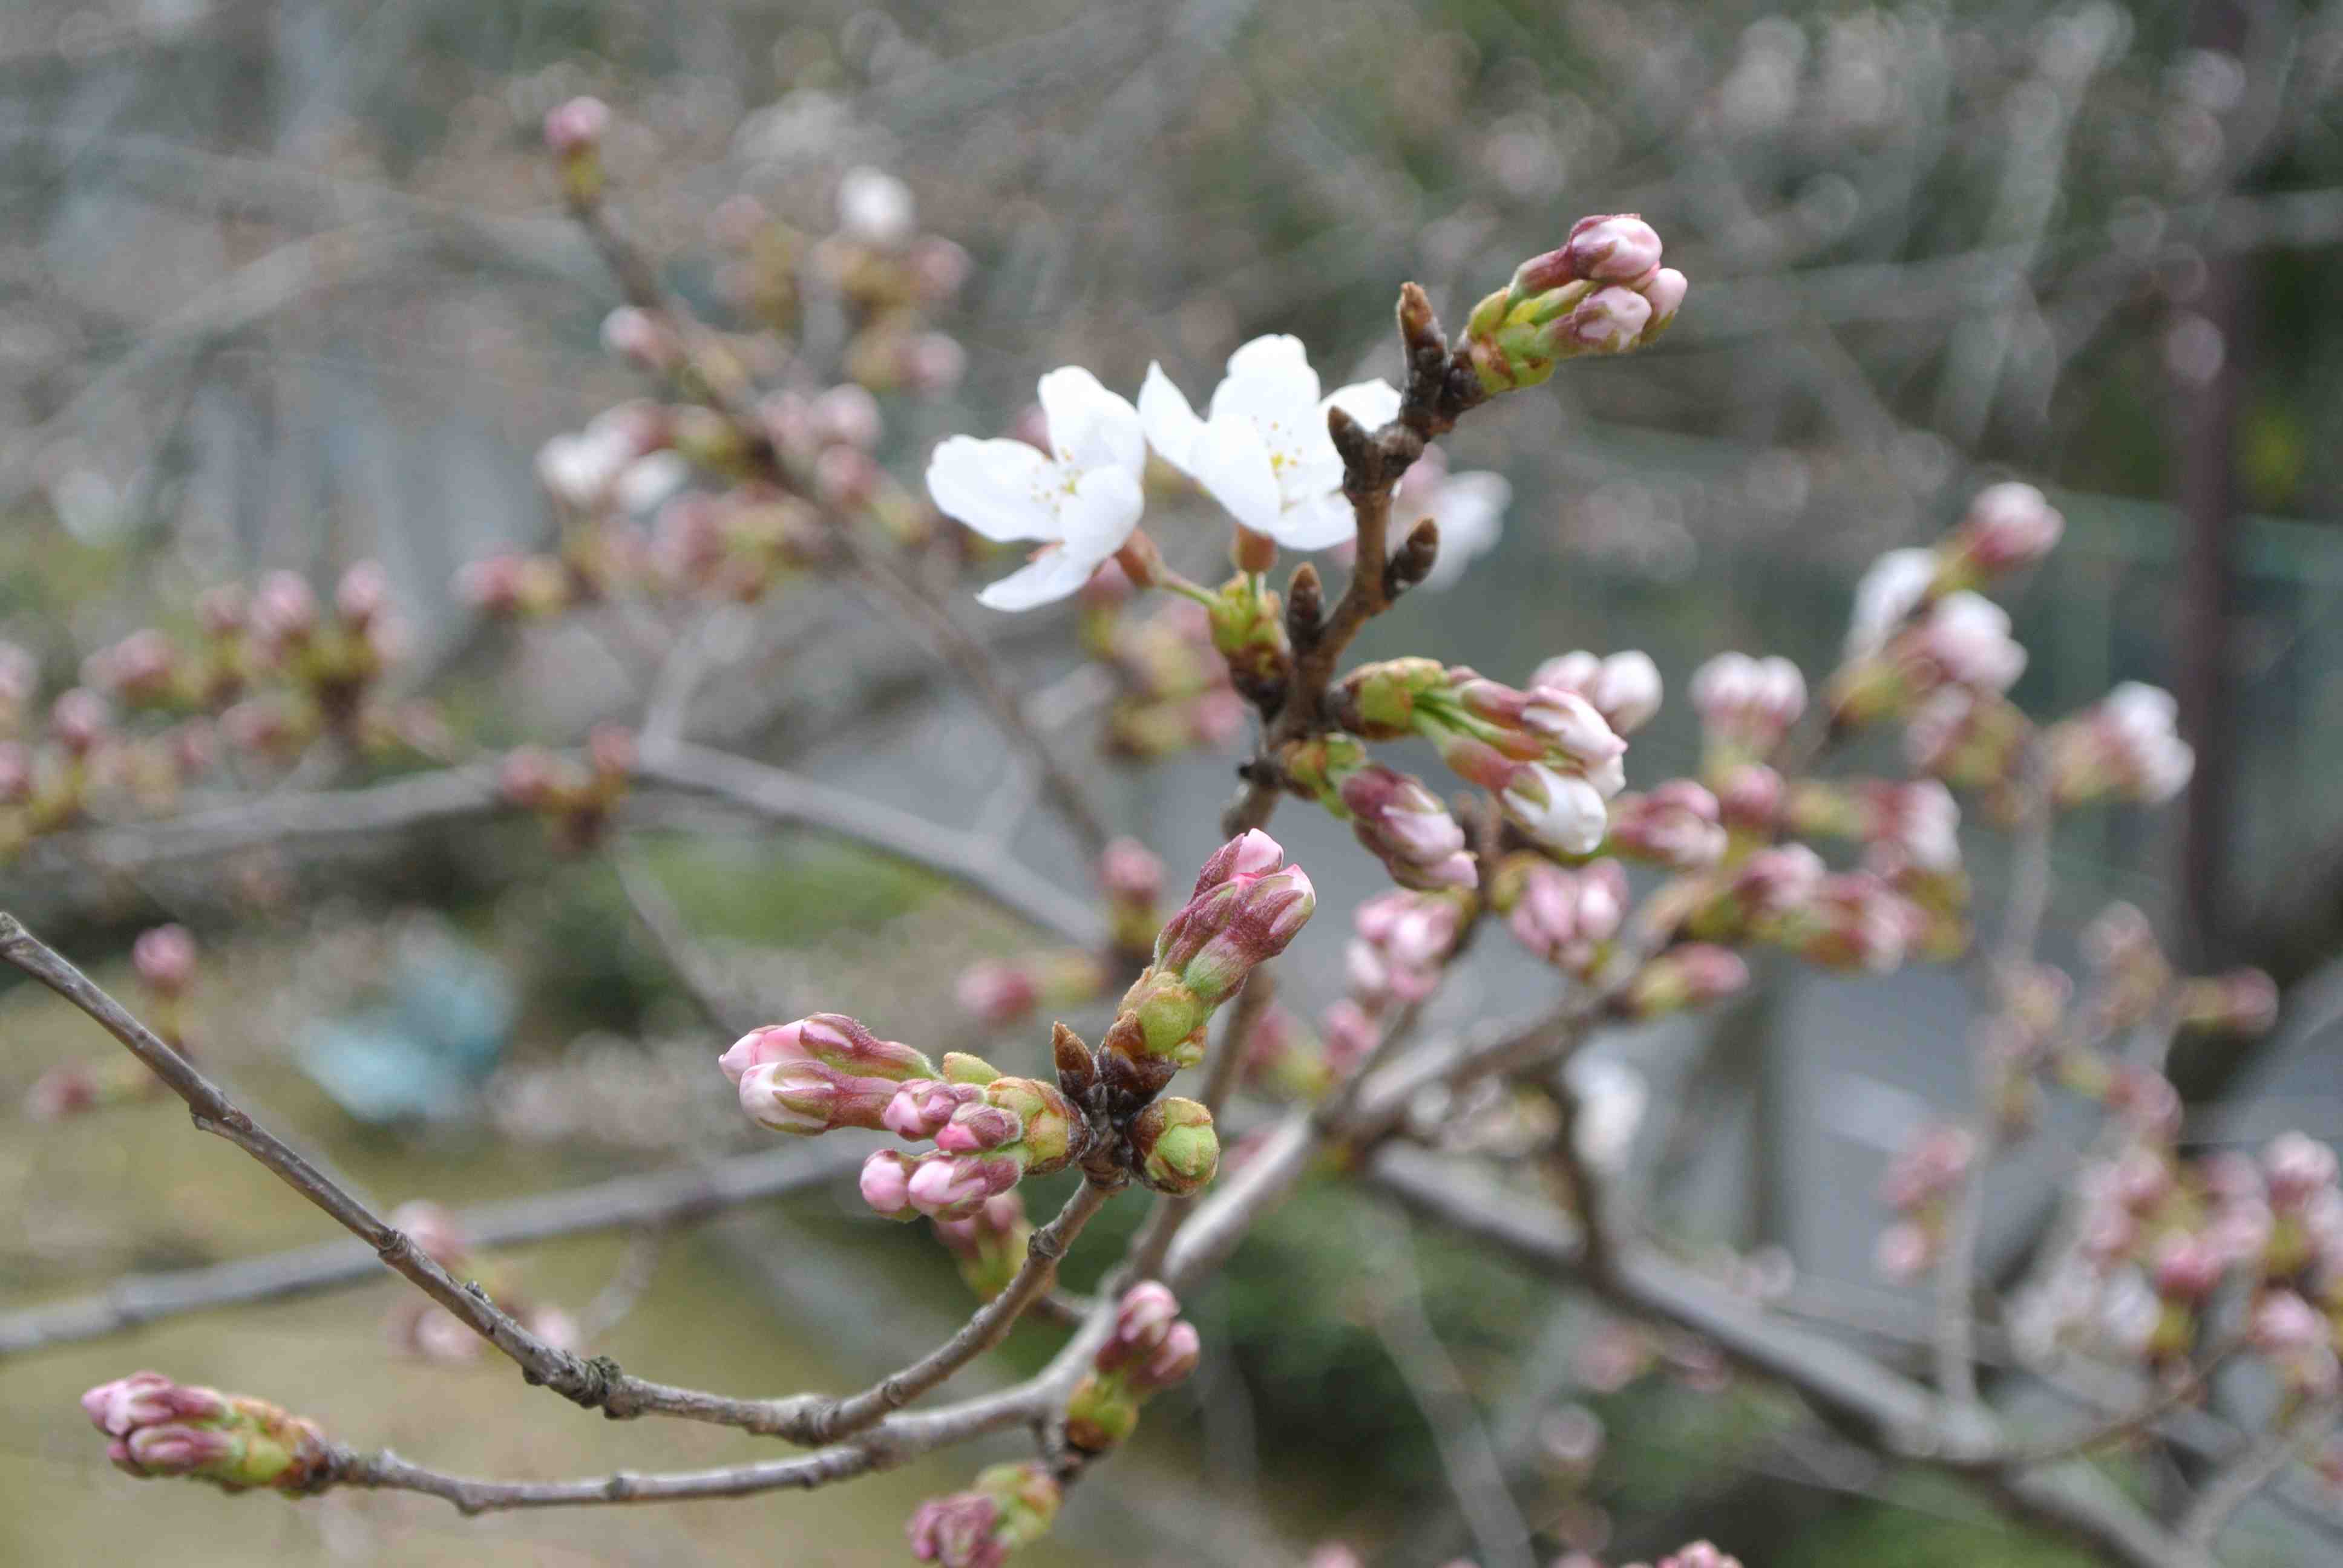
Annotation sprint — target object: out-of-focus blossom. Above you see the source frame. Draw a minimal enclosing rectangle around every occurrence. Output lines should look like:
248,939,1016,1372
2046,683,2195,806
1497,857,1628,977
837,168,916,245
1394,446,1513,589
1689,652,1804,760
1532,648,1664,735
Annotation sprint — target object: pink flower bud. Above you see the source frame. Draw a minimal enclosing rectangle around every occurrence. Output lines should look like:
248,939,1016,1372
883,1079,979,1140
1153,835,1316,1005
808,385,883,450
720,1014,934,1083
387,1200,470,1267
813,444,880,507
2152,1234,2223,1300
50,687,109,755
1915,593,2027,693
906,1151,1021,1220
1506,859,1628,975
1520,687,1629,778
907,1492,1001,1567
94,629,177,702
861,1151,918,1217
1321,998,1378,1073
2253,1290,2327,1354
1339,763,1477,891
249,570,319,650
1607,780,1726,869
1525,648,1662,734
1564,214,1665,283
934,1102,1023,1154
2266,1132,2341,1209
542,96,610,156
131,924,196,998
1564,286,1653,354
1640,267,1689,337
1098,838,1165,906
1136,1321,1201,1389
1625,943,1750,1017
909,238,973,301
1716,762,1784,831
1953,482,2063,575
1690,652,1806,752
900,332,969,394
954,962,1040,1027
334,560,390,628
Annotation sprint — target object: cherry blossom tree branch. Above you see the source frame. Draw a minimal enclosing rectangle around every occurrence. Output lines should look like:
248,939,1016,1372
0,913,1119,1448
2177,1397,2342,1552
0,1141,863,1358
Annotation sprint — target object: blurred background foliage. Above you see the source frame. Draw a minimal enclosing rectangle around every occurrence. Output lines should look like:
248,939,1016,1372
4,0,2342,1563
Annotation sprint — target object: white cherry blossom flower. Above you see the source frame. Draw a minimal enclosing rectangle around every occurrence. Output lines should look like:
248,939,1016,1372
926,367,1147,611
1394,446,1513,590
1138,335,1400,550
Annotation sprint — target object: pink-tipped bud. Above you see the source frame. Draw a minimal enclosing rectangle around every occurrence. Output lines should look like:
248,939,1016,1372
1339,764,1477,892
2152,1235,2223,1301
2266,1133,2341,1210
1715,763,1784,832
883,1079,980,1140
50,687,110,755
131,924,196,998
1639,268,1689,338
1563,286,1653,354
934,1102,1023,1154
1136,1321,1201,1390
954,962,1041,1028
1952,482,2063,575
542,96,611,156
808,384,883,450
1563,214,1665,284
1689,652,1806,754
94,629,177,702
334,560,390,628
2253,1290,2327,1354
1624,944,1749,1018
249,571,319,650
906,1151,1022,1220
1504,858,1628,976
1607,780,1726,869
861,1151,917,1218
719,1014,935,1084
1098,838,1166,906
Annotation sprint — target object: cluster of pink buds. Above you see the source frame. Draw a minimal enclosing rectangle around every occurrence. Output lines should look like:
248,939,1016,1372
1282,732,1476,891
1093,831,1314,1103
498,725,635,850
931,1191,1032,1302
875,1066,1092,1223
1831,586,2027,727
1235,1003,1348,1102
1461,217,1688,393
79,1373,330,1494
1332,658,1628,856
1761,867,1928,972
1064,1282,1202,1452
807,168,971,396
1688,653,1805,771
1530,648,1665,736
1873,1123,1977,1281
952,951,1108,1030
2045,683,2195,806
1492,854,1627,979
906,1460,1061,1568
1088,589,1244,760
1602,780,1725,869
1345,889,1469,1015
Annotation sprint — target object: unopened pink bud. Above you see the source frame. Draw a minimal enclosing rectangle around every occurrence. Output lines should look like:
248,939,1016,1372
1640,267,1689,338
861,1151,917,1217
96,629,177,701
1563,286,1653,354
335,560,390,627
50,687,109,754
884,1079,978,1140
1564,214,1665,283
1137,1321,1201,1389
2152,1235,2223,1300
1608,780,1726,869
542,96,611,156
2266,1133,2341,1209
249,570,318,649
2253,1290,2327,1354
1954,482,2063,575
131,924,197,998
955,962,1040,1027
934,1102,1023,1154
1098,838,1165,905
1502,762,1610,855
808,384,883,449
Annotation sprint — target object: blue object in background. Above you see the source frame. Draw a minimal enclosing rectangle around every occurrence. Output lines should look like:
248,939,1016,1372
297,922,515,1123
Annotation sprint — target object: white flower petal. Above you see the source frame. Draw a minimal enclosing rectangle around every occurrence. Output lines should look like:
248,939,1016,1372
1190,418,1285,535
1438,471,1513,540
1322,377,1402,432
1138,363,1205,474
1209,335,1321,430
975,546,1101,611
926,437,1061,543
1037,366,1145,479
1269,490,1358,551
1057,466,1144,560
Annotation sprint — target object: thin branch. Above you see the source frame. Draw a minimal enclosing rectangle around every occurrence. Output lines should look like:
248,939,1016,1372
2178,1397,2341,1552
0,913,1107,1448
0,1141,862,1359
1366,1217,1539,1568
758,1178,1116,1445
1935,745,2053,1411
1971,1338,2246,1472
637,743,1103,950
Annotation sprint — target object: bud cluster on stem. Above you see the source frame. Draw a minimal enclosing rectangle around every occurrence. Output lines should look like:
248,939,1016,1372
1281,731,1476,891
1462,215,1688,393
80,1373,330,1494
498,725,636,849
907,1460,1061,1568
1491,855,1626,979
1064,1282,1202,1453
